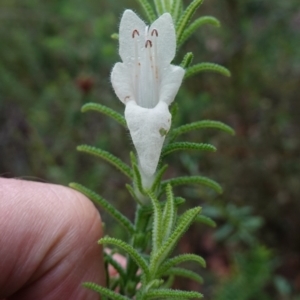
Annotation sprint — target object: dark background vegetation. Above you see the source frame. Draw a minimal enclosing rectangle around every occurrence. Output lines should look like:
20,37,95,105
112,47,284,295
1,0,299,299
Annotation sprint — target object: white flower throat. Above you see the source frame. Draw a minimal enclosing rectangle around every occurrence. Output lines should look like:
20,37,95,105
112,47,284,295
132,27,160,109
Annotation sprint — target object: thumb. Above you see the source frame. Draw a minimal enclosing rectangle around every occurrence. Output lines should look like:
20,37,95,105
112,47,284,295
0,178,105,300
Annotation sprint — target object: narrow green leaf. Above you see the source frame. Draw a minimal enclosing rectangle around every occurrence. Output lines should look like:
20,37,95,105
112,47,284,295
176,0,204,47
139,197,185,216
145,279,164,291
185,62,231,79
179,16,220,46
164,0,172,12
81,103,126,127
130,151,138,165
137,0,156,22
104,252,126,279
165,267,204,284
171,0,183,23
99,237,150,278
195,214,217,227
170,102,179,120
69,183,135,234
154,0,164,15
180,52,194,69
132,163,146,195
77,145,132,179
162,176,223,194
172,120,235,139
162,142,216,157
161,275,175,289
83,282,130,300
147,191,163,253
151,164,168,193
162,184,176,241
150,207,201,273
145,288,203,299
158,253,206,276
126,184,143,205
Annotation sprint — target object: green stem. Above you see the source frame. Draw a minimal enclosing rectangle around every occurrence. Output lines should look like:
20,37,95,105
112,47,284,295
125,205,150,296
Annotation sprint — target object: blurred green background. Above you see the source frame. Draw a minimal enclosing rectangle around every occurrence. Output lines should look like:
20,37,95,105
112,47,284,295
1,0,299,298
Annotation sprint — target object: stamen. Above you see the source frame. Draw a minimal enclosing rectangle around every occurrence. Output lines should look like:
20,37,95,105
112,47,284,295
145,40,152,48
132,29,139,38
151,29,158,37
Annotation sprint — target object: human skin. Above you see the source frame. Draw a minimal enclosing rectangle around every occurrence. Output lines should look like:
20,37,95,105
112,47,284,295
0,178,105,300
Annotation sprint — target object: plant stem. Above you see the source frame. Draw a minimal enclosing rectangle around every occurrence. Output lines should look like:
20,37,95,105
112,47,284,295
125,205,150,296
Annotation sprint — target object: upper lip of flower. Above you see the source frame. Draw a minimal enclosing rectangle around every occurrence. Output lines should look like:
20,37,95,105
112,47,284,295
111,9,185,109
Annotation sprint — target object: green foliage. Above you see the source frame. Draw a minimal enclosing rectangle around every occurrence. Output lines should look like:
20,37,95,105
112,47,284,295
161,142,216,157
214,247,273,300
180,52,194,69
77,145,133,179
70,183,135,235
162,176,223,194
99,237,150,280
83,282,130,300
171,120,235,141
137,0,156,22
176,0,204,47
185,63,231,79
158,253,206,275
204,203,264,246
144,288,203,299
171,0,183,24
179,16,220,47
81,102,126,127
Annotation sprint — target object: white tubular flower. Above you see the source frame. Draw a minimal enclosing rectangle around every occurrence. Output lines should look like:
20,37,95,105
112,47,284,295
111,9,185,186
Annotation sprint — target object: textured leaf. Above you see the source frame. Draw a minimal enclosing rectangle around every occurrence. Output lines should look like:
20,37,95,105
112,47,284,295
77,145,132,179
185,62,231,79
180,52,194,69
154,0,164,15
69,183,135,234
176,0,204,46
195,214,217,227
171,0,183,24
172,120,235,140
81,102,126,127
162,184,176,241
147,191,163,253
162,142,216,157
145,288,203,299
99,237,150,278
151,164,168,193
158,253,206,276
83,282,130,300
137,0,156,22
162,176,223,194
165,267,204,283
179,16,220,46
150,207,201,273
104,252,126,279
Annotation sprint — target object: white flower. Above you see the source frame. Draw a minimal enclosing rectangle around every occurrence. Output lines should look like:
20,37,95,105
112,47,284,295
111,10,185,186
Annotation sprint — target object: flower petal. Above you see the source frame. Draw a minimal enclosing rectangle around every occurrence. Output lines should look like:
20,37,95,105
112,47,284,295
159,65,185,105
125,101,172,179
119,10,146,65
149,13,176,66
111,62,134,104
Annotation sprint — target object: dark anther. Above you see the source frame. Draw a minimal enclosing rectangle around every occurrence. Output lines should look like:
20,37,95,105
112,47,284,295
132,29,140,38
151,29,158,37
145,40,152,48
